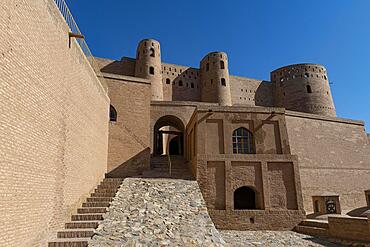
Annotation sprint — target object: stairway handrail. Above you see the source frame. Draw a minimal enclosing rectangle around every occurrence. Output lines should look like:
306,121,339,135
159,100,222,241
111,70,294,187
166,134,172,177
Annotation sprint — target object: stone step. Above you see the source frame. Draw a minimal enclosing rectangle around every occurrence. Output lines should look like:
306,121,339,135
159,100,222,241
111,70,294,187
299,220,329,229
94,188,118,193
86,197,112,202
103,178,124,182
146,170,193,175
99,181,123,187
48,238,90,247
91,192,116,197
72,214,103,221
82,202,110,208
152,167,190,173
294,225,328,237
65,221,100,229
96,184,120,190
77,207,107,214
141,172,195,180
57,228,95,238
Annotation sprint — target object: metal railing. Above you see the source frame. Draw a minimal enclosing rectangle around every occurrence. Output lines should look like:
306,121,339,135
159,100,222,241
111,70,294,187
166,135,172,177
52,0,107,91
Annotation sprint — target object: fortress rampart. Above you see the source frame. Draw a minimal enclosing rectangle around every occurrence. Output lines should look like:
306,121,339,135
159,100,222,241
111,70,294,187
119,40,337,117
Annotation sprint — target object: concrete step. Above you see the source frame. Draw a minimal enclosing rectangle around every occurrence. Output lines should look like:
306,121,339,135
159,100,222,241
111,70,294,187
65,221,100,229
86,197,112,202
48,238,90,247
82,202,110,208
299,220,329,229
91,192,116,197
57,228,95,238
77,207,107,214
71,214,103,221
294,225,328,237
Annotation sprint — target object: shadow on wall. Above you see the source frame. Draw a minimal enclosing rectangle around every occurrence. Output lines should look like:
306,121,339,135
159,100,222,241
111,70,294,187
346,206,370,218
167,68,201,102
100,57,136,76
106,148,151,178
255,80,274,107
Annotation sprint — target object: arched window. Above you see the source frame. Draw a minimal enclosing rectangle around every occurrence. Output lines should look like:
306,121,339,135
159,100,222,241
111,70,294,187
221,78,226,86
232,128,253,154
166,78,170,84
306,85,312,93
191,83,194,88
150,48,155,57
149,66,154,75
179,80,183,87
234,186,256,209
220,60,225,69
206,63,209,71
109,105,117,122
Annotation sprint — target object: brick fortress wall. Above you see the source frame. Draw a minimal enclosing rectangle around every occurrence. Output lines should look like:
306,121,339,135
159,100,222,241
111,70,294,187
0,0,109,246
286,112,370,212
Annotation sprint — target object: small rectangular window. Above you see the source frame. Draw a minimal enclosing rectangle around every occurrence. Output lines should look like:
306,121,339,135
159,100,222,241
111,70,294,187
149,67,154,75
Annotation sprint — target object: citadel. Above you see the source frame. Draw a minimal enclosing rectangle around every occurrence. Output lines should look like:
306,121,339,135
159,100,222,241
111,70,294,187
1,0,370,246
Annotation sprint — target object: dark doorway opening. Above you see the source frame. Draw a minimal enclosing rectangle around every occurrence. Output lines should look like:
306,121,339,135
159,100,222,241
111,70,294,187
169,136,182,155
234,186,257,210
153,115,184,156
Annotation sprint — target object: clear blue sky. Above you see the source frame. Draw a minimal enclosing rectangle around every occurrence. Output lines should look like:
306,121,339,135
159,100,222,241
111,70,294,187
67,0,370,131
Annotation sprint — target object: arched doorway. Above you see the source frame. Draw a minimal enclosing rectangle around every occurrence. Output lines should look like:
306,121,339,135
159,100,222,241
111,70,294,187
153,115,185,156
234,186,257,209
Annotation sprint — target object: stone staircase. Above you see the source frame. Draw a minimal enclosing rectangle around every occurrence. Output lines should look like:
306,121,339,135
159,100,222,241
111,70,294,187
142,155,194,180
48,178,123,247
294,219,329,237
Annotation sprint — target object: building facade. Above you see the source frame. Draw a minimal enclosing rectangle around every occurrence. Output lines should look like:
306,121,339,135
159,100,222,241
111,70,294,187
96,38,370,230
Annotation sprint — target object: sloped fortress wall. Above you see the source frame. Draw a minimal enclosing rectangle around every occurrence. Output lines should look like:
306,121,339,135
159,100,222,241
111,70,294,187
0,0,109,246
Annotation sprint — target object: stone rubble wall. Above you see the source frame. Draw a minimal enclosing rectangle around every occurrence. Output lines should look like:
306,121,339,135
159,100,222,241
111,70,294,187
90,178,227,247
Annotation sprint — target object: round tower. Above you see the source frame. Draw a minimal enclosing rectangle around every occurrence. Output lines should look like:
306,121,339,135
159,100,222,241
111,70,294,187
200,52,232,106
271,63,336,116
135,39,163,100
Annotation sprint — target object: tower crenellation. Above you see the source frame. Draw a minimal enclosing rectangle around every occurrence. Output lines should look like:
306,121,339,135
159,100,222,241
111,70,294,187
271,63,336,116
200,52,232,106
135,39,163,100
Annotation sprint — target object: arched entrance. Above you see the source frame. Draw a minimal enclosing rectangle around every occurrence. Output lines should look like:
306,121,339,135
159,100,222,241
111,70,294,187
153,115,184,156
234,186,257,209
